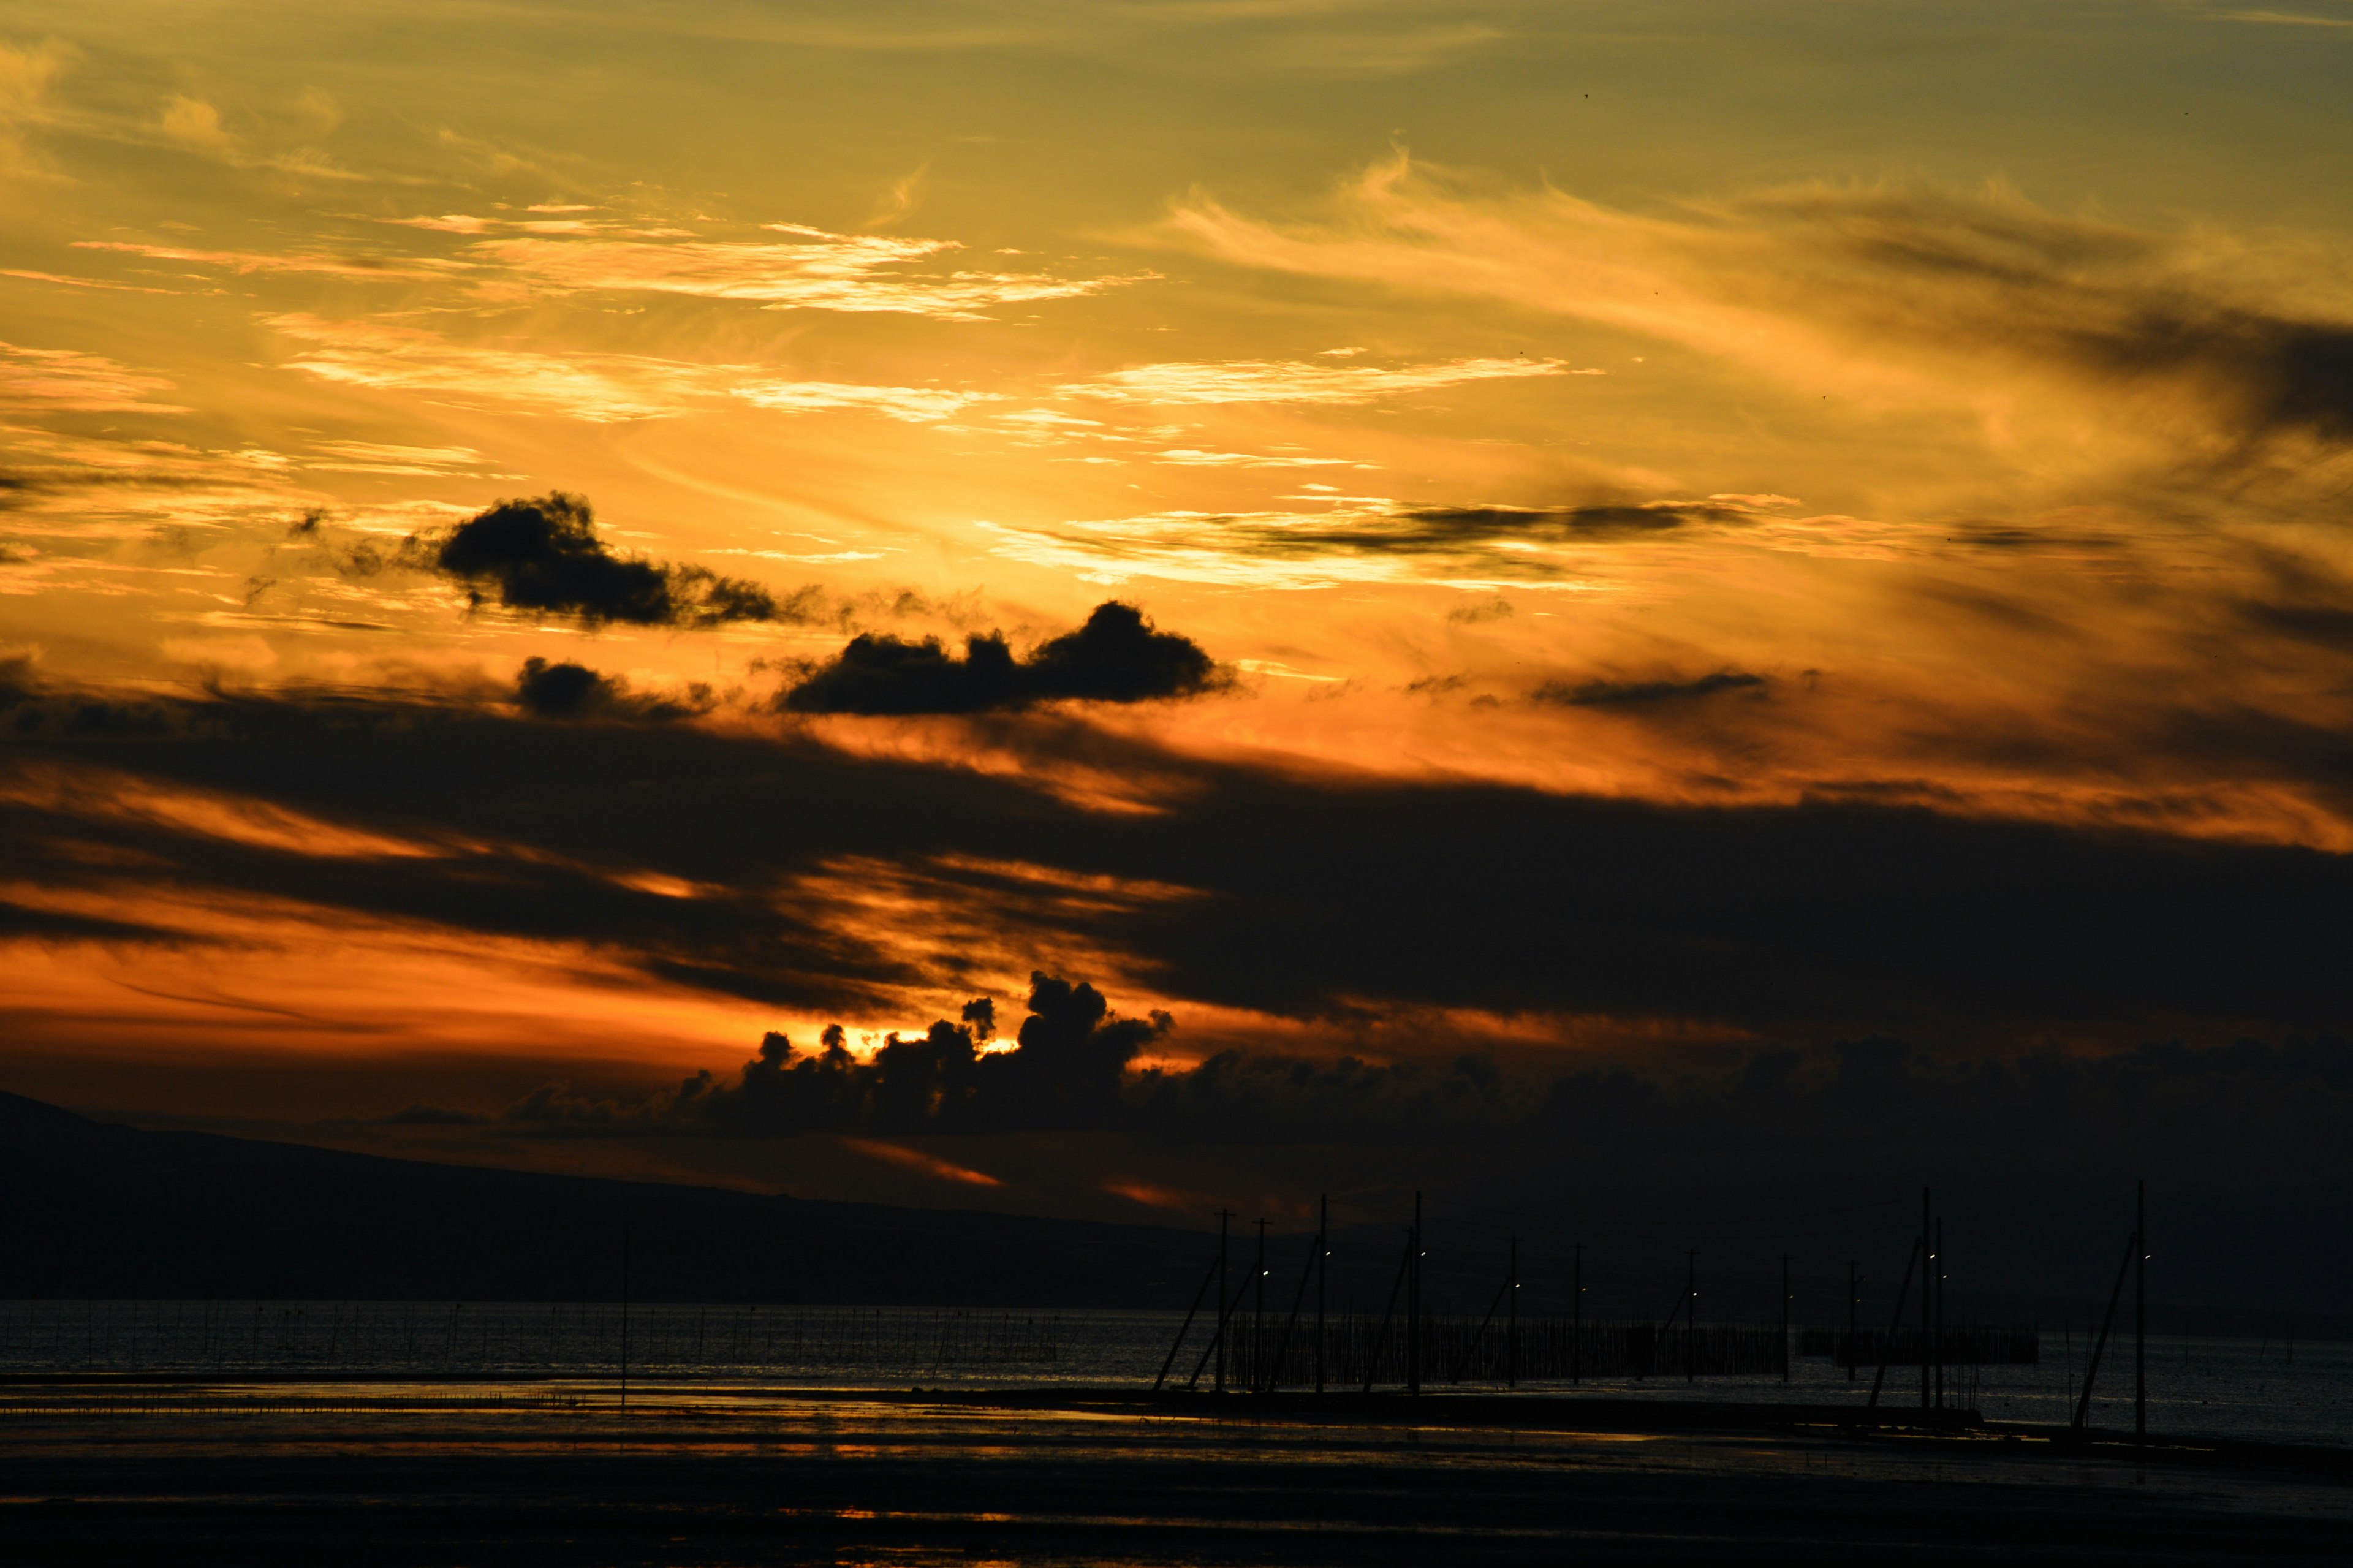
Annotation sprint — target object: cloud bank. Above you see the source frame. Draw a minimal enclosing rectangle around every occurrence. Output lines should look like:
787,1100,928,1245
5,672,2351,1037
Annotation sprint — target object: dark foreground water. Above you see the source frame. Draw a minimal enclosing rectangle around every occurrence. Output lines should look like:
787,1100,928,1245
2,1301,2347,1447
1,1382,2347,1567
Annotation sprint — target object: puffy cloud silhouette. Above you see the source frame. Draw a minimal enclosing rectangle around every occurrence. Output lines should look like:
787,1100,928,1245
502,972,1175,1135
430,492,786,627
514,657,619,717
511,656,708,721
782,601,1219,714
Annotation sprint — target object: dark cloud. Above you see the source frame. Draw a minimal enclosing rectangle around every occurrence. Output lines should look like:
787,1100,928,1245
0,465,210,509
1399,501,1752,541
2243,600,2353,654
0,896,183,944
426,492,797,628
996,498,1776,587
783,601,1220,715
1534,670,1768,708
1194,501,1752,566
2067,308,2353,451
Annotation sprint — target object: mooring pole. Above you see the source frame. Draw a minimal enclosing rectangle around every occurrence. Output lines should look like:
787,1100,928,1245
1846,1260,1859,1382
619,1222,631,1414
1934,1218,1946,1410
1364,1228,1411,1395
1572,1242,1583,1385
1868,1235,1919,1410
1316,1193,1328,1395
2135,1180,2147,1443
1214,1208,1232,1395
1407,1191,1423,1397
1780,1254,1791,1384
2073,1229,2136,1431
1685,1250,1697,1383
1920,1188,1933,1411
1155,1251,1219,1391
1252,1217,1270,1392
1267,1221,1320,1393
1507,1236,1518,1390
1187,1268,1254,1390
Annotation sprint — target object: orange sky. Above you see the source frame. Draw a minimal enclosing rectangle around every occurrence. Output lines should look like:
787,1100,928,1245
4,1,2351,1216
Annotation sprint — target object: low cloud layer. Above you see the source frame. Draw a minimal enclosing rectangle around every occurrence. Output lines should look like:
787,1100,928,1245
469,992,2353,1199
783,601,1220,714
429,492,784,628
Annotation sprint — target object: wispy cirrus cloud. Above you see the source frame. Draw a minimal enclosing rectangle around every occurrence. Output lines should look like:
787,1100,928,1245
1159,156,2353,485
55,217,1143,321
732,381,994,420
0,38,72,175
303,441,497,476
0,268,186,295
1067,354,1588,405
472,223,1148,319
1148,447,1358,468
0,341,187,414
74,240,462,282
2208,8,2353,30
369,212,691,238
266,315,995,423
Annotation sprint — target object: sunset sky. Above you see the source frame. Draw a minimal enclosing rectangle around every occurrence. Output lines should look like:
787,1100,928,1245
4,2,2350,1240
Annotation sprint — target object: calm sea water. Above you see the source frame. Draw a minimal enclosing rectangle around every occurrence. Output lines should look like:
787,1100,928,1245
2,1300,2344,1447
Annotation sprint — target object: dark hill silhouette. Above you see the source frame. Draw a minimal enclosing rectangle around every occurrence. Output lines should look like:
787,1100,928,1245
0,1091,1210,1304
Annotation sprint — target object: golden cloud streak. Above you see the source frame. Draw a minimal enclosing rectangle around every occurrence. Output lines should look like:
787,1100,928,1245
0,340,187,414
472,224,1145,319
267,314,992,423
1159,156,2353,485
1068,354,1590,404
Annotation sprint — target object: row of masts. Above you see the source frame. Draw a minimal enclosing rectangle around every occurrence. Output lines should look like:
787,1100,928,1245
1154,1183,2154,1436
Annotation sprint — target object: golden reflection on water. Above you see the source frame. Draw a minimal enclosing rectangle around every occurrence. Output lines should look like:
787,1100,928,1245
2,1377,2349,1530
